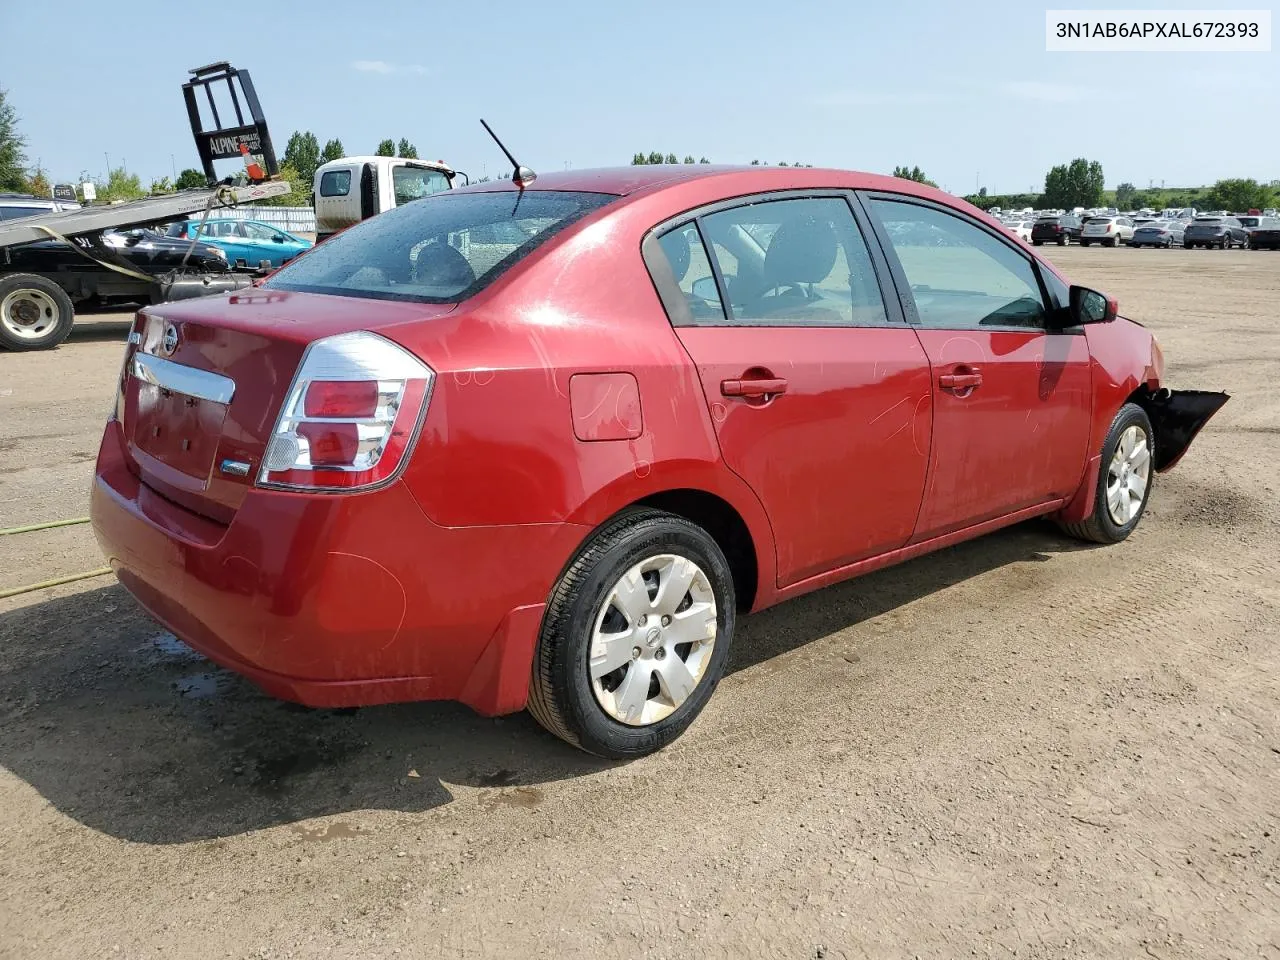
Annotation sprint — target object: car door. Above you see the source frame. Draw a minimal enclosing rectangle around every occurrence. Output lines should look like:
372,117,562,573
860,194,1092,540
645,193,933,587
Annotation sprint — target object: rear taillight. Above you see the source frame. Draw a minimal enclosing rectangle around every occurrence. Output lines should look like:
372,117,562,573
258,331,434,492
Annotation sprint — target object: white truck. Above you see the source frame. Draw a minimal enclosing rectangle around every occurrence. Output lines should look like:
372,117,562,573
311,156,464,242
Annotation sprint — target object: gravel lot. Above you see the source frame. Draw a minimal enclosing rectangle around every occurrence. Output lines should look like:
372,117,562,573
1,247,1277,960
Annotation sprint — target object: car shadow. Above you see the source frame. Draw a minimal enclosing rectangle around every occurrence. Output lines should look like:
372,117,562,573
0,519,1093,844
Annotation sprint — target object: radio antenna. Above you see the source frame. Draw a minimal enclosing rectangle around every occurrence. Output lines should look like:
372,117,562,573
480,119,536,189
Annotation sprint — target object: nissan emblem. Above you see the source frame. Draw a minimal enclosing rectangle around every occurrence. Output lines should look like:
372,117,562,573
160,323,179,357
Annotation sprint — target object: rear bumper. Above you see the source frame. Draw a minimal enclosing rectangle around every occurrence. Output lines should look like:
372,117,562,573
90,419,589,714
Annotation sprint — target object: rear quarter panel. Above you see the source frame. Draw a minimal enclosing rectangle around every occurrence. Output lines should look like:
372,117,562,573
389,197,779,595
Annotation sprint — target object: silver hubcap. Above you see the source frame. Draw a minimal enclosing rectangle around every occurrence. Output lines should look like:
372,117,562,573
1106,424,1151,526
1,288,60,340
589,554,717,726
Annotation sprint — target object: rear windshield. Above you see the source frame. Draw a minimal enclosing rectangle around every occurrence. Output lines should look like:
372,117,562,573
265,190,616,303
1193,217,1222,223
1237,217,1260,227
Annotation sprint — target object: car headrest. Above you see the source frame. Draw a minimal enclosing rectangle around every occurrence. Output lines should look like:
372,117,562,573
414,240,476,288
764,215,838,286
664,230,692,284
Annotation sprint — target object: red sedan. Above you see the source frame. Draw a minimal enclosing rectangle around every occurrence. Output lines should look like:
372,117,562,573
91,166,1227,758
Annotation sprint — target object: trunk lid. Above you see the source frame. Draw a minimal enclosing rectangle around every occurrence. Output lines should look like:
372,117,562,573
120,290,456,523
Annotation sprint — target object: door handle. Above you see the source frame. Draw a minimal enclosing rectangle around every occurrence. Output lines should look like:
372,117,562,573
938,368,983,390
721,377,788,398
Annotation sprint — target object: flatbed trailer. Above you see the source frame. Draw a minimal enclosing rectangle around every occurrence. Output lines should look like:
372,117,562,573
0,62,286,351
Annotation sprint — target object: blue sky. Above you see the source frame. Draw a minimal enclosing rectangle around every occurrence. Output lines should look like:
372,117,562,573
2,0,1275,194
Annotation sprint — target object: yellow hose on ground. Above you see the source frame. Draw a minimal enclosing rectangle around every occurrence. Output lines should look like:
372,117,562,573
0,567,113,600
0,517,91,536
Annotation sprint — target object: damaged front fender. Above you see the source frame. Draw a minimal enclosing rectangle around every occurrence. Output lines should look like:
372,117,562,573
1145,389,1230,472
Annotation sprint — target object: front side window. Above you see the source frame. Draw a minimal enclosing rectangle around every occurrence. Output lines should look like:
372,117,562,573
869,198,1047,330
693,197,888,327
392,166,451,206
265,190,616,304
242,221,282,240
319,170,351,197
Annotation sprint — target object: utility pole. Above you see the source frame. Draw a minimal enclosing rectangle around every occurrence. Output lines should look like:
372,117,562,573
104,152,111,178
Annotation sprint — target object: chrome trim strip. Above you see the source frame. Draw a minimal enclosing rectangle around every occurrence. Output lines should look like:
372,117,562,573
131,353,236,405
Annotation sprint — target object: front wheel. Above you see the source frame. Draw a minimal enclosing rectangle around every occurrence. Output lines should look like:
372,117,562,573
527,508,736,758
0,274,76,351
1058,235,1068,246
1057,403,1154,544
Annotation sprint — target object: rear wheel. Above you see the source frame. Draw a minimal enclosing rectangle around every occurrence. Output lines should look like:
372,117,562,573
527,508,736,758
1220,234,1231,249
1032,239,1043,246
0,275,76,351
1057,234,1068,246
1057,403,1154,544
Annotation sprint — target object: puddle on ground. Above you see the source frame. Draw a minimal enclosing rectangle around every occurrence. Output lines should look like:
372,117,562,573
141,632,205,664
476,769,519,788
291,821,361,841
480,786,545,810
174,672,228,699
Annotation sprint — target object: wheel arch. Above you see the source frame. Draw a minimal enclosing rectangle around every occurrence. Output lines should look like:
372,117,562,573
562,463,776,613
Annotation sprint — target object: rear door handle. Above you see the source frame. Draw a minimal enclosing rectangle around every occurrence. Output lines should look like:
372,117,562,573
721,377,788,398
938,369,983,390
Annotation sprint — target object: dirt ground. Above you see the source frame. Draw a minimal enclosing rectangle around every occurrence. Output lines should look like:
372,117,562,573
0,247,1277,959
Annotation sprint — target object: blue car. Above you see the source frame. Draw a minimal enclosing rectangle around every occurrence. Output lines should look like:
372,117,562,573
165,218,312,270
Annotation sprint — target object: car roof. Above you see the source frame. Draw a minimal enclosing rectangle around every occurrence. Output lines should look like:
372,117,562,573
454,164,962,202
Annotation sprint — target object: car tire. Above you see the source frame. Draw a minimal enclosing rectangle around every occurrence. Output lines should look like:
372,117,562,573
0,274,76,352
1058,235,1068,246
1220,235,1230,249
1057,403,1155,545
1080,240,1090,247
527,507,736,759
1032,240,1043,246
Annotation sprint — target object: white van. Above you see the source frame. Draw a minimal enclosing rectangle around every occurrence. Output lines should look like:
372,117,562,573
312,156,459,241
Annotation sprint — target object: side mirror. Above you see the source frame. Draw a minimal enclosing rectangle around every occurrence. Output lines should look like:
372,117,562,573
691,276,720,302
271,235,285,243
1067,285,1117,325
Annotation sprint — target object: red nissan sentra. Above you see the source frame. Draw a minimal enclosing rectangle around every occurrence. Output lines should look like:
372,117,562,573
91,166,1228,758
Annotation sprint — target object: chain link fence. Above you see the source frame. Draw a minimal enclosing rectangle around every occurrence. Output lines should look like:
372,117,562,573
215,205,316,235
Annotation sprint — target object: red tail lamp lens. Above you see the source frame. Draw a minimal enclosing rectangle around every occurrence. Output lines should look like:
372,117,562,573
304,380,378,418
297,422,360,466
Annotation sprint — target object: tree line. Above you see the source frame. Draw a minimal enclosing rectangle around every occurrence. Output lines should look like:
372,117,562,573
630,153,815,167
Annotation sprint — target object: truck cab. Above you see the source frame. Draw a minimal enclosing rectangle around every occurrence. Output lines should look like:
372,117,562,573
312,157,458,241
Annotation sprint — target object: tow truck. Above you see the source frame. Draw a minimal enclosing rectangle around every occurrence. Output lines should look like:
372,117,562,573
0,62,288,351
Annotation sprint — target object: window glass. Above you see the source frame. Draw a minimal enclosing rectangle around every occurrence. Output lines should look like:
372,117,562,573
0,205,53,220
319,170,351,197
696,197,887,327
242,221,280,240
266,190,615,304
870,198,1047,330
392,166,451,206
657,224,724,322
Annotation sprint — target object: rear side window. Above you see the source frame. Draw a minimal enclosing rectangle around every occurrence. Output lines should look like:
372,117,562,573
683,197,888,327
265,190,616,303
319,170,351,197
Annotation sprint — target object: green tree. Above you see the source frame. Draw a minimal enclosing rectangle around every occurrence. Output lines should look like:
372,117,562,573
1114,182,1137,209
256,162,310,206
631,152,647,165
750,159,761,165
892,165,937,187
647,151,664,164
779,161,789,167
699,157,710,164
376,139,397,157
282,131,321,189
397,138,418,159
96,166,145,201
664,152,678,164
148,176,173,195
25,166,50,197
174,168,207,189
683,155,695,164
1042,158,1104,208
321,138,345,163
0,87,26,191
1204,178,1273,212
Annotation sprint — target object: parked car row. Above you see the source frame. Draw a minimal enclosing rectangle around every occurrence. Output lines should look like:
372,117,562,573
1015,208,1280,250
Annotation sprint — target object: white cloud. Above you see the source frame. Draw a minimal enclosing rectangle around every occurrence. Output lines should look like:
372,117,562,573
1002,81,1099,103
352,60,395,74
405,64,430,75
